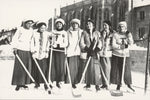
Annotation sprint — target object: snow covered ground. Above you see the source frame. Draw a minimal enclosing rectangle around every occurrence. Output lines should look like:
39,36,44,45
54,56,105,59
0,45,150,99
0,60,150,100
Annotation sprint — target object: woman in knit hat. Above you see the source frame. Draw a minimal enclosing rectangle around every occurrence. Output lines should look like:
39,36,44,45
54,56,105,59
110,21,135,92
50,18,68,88
31,22,52,90
11,19,34,91
66,18,83,89
99,20,114,89
80,19,102,91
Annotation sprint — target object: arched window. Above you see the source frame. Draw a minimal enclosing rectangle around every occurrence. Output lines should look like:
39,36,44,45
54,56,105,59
139,27,145,39
119,1,126,21
104,8,109,20
99,8,102,30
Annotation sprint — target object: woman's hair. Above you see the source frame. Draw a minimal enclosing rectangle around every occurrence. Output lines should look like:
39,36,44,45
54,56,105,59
103,20,114,33
103,20,112,27
36,22,47,28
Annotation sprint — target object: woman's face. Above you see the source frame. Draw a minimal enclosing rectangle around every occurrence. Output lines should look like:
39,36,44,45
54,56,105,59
25,21,33,29
87,22,94,30
56,22,63,30
39,25,46,33
103,23,109,30
72,22,79,30
118,24,126,33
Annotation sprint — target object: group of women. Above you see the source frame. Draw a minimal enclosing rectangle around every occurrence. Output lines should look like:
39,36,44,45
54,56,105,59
11,18,135,92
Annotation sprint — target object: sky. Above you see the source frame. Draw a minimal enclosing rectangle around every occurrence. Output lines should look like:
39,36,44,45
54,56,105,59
0,0,82,30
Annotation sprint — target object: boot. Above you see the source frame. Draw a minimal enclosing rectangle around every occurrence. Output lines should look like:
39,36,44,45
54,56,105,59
44,84,53,90
101,85,108,89
116,85,121,90
56,82,61,88
127,84,135,92
84,84,91,88
34,83,40,88
72,84,77,89
22,85,28,89
95,85,100,91
15,85,20,91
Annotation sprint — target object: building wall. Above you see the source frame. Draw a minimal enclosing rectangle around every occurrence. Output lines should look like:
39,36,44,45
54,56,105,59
133,5,150,47
49,0,150,47
60,0,133,31
60,0,113,31
112,0,131,30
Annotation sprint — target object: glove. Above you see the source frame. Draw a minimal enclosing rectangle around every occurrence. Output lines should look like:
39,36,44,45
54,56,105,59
125,44,128,48
87,49,95,57
13,49,18,55
84,46,89,52
90,38,97,49
94,47,100,53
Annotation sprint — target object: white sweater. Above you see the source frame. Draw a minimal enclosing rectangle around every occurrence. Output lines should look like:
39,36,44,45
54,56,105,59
11,27,34,51
52,30,68,48
67,29,83,57
31,31,51,60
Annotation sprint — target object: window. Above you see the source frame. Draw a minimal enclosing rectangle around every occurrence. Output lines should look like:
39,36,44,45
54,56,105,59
105,0,108,3
104,8,109,20
140,11,145,20
99,9,101,30
139,27,145,39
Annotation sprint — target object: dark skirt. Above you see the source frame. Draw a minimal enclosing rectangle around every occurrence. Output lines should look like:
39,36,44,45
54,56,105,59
32,58,48,84
78,58,86,83
100,57,111,85
51,51,65,83
11,50,32,85
85,57,102,85
66,56,80,84
110,55,132,85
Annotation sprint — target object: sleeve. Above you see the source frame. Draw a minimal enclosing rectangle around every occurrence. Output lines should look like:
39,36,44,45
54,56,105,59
30,33,36,53
79,31,86,51
96,32,102,50
11,28,21,49
66,30,70,48
46,33,51,52
112,33,121,50
127,32,134,45
62,31,69,48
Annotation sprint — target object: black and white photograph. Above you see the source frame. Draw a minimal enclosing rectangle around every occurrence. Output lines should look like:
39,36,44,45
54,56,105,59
0,0,150,99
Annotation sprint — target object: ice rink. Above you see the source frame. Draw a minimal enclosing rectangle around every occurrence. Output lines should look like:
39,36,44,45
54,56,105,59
0,45,150,99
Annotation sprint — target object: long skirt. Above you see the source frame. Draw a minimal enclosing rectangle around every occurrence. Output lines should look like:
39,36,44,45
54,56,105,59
11,50,32,85
51,51,65,83
66,56,80,84
85,57,102,85
78,58,86,83
100,57,111,85
110,55,132,85
32,58,48,84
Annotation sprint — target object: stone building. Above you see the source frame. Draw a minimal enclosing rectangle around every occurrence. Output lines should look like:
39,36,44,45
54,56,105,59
59,0,133,31
48,0,150,47
133,5,150,47
47,0,150,73
60,0,113,31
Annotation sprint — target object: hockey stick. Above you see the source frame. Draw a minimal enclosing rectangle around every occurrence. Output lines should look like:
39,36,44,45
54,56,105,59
79,40,98,84
33,57,52,94
65,53,81,97
15,54,38,86
48,45,53,84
